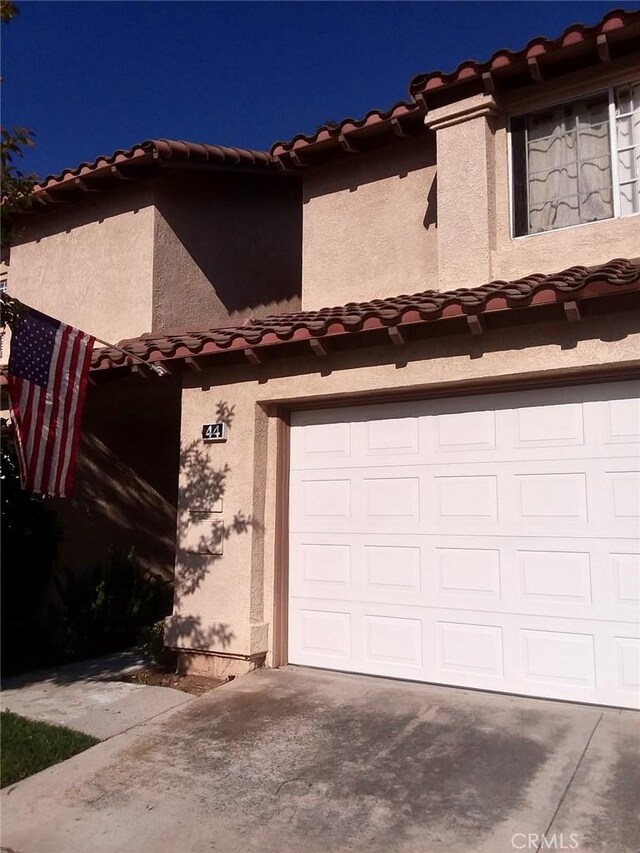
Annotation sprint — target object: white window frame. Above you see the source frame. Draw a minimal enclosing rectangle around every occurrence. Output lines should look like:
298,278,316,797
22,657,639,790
508,81,640,239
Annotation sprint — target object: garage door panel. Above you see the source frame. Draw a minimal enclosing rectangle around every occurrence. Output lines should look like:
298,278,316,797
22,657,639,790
290,386,640,472
512,401,585,448
290,595,640,706
292,465,637,538
436,620,505,678
434,546,502,599
520,628,596,689
601,395,640,445
613,551,640,604
290,605,352,664
291,534,639,621
613,636,640,696
289,382,640,708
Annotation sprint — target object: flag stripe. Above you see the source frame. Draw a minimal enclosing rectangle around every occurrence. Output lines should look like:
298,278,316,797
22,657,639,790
60,334,94,496
6,307,95,498
59,333,93,497
30,386,47,492
24,385,44,491
52,329,82,497
49,328,79,495
36,324,73,495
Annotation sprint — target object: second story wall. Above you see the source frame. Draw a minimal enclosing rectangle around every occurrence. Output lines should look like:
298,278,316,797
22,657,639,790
301,137,437,310
427,57,640,291
9,184,156,343
7,170,304,347
491,59,640,283
152,172,302,331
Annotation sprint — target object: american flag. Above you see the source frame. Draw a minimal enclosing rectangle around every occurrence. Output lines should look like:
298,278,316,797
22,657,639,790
7,306,95,497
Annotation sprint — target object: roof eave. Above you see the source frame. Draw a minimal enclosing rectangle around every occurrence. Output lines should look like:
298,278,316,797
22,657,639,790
90,276,640,377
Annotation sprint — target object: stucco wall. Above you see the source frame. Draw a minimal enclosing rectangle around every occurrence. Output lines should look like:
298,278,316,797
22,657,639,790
427,94,496,292
490,58,640,282
152,173,302,331
301,137,438,310
8,185,156,343
170,310,640,665
428,58,640,290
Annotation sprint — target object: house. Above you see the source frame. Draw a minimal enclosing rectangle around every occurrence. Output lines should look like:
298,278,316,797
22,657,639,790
4,8,640,708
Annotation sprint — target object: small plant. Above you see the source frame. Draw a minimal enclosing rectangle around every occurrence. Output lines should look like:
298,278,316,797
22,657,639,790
138,620,167,665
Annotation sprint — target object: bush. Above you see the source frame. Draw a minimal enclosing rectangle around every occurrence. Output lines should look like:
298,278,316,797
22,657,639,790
138,620,167,664
1,422,174,675
1,422,60,674
49,550,173,663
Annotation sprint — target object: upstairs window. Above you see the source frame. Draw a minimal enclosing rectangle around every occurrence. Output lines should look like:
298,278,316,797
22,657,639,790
511,82,640,236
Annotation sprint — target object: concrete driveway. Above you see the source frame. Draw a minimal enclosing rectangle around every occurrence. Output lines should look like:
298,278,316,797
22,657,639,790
1,667,638,853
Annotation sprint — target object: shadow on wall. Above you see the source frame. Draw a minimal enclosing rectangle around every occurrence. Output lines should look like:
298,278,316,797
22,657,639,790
53,374,182,581
54,431,177,579
423,173,437,231
153,172,303,322
165,400,261,652
302,136,437,200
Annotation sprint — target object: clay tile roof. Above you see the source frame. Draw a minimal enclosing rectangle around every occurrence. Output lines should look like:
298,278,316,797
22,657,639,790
91,258,640,372
271,8,640,162
270,100,422,158
25,10,640,190
32,138,279,201
410,7,640,98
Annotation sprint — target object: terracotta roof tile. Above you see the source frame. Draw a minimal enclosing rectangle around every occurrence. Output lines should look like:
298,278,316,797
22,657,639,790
410,8,640,98
270,101,421,158
272,9,640,163
91,259,640,371
26,10,640,193
32,139,279,202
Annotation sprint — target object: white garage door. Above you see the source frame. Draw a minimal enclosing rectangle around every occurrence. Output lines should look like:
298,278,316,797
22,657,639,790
288,381,640,709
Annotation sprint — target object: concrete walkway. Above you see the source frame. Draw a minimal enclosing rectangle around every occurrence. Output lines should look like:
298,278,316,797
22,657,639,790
1,651,192,740
1,666,638,853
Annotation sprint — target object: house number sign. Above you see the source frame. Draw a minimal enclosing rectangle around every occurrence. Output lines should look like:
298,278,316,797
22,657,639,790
201,422,227,442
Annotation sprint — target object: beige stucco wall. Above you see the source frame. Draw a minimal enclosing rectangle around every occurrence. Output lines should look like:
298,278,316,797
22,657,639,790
428,58,640,291
152,174,302,331
170,310,640,667
426,94,496,291
8,185,156,343
301,137,438,310
7,171,304,347
491,58,640,282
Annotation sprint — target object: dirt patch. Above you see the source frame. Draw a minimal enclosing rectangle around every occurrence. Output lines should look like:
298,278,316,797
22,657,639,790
116,665,229,696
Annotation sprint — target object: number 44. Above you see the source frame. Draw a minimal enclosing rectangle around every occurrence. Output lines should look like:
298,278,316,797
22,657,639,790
202,423,226,442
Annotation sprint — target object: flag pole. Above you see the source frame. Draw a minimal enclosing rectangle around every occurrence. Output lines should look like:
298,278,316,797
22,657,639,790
91,336,169,377
1,292,168,377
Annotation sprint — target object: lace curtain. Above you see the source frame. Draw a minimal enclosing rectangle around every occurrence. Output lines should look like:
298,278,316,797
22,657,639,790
527,96,613,233
616,82,640,215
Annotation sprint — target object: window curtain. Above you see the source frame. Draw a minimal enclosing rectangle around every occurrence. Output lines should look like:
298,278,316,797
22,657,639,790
616,82,640,215
527,96,612,233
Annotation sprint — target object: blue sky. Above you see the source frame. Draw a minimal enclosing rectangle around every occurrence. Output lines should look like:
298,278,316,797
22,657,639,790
3,1,638,179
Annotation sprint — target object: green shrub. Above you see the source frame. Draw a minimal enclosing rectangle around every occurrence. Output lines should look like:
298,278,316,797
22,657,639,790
49,550,173,662
138,619,167,664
